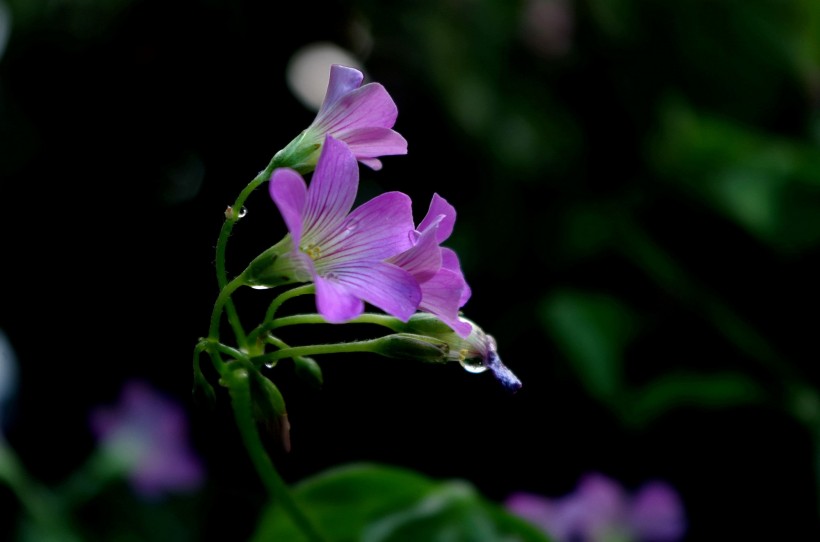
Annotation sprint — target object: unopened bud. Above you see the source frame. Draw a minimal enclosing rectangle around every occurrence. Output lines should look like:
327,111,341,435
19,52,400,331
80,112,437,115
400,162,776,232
394,313,522,393
374,333,451,364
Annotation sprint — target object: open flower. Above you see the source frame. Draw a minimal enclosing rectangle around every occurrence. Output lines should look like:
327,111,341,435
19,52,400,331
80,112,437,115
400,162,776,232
388,194,472,337
89,380,204,499
505,473,686,542
275,64,408,173
264,134,421,323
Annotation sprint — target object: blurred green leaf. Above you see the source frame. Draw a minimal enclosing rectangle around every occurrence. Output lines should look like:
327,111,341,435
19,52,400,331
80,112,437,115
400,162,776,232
651,98,820,253
541,289,636,402
251,463,552,542
623,371,767,427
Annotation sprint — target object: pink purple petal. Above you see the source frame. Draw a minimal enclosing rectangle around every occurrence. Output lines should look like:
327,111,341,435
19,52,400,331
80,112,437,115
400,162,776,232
319,191,415,264
418,193,456,243
330,261,422,322
314,275,366,322
318,64,364,116
302,135,359,241
269,168,308,248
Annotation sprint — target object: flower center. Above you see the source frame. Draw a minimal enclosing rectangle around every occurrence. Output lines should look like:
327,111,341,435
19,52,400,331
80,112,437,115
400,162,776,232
302,243,322,260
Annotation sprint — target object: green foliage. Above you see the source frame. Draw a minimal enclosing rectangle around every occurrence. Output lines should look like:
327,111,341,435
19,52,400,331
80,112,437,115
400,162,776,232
541,289,768,428
251,463,552,542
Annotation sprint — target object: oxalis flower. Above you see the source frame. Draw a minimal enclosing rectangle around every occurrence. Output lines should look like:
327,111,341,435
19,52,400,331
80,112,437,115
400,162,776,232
274,64,408,173
247,134,421,323
505,473,687,542
89,380,204,499
388,194,472,337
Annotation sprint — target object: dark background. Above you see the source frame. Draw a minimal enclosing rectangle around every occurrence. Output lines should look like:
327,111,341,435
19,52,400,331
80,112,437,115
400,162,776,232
2,0,820,540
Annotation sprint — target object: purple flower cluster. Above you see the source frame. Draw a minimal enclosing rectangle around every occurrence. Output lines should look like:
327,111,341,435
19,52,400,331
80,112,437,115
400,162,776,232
268,65,471,337
90,380,204,499
505,472,686,542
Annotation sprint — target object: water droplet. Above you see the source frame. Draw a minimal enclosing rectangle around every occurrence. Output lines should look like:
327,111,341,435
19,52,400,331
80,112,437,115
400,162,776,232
345,217,359,231
250,284,270,290
459,356,487,374
408,230,420,244
238,207,248,218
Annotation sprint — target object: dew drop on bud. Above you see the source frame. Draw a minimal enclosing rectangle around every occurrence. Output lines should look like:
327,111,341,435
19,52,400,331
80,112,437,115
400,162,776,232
459,356,488,374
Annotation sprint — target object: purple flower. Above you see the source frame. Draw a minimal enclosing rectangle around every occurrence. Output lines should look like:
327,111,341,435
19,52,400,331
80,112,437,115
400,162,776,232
505,473,686,542
90,380,204,499
268,134,421,323
275,64,407,173
388,194,472,337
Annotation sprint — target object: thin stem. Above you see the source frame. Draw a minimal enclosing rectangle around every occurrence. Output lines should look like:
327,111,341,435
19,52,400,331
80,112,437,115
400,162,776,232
251,339,382,368
209,276,247,341
270,313,404,331
246,285,316,347
215,154,283,347
225,366,325,542
0,438,81,540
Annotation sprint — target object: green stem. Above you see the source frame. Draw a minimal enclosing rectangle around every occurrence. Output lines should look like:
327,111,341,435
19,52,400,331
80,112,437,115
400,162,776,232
246,285,316,347
251,339,382,368
270,313,404,331
209,276,247,342
215,154,283,347
225,366,325,542
0,438,81,540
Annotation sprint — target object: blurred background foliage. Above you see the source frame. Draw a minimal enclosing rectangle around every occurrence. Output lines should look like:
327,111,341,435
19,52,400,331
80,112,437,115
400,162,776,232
2,0,820,539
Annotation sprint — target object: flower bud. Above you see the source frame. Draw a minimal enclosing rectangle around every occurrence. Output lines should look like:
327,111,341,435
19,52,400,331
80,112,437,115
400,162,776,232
293,356,323,389
395,313,522,393
374,333,451,364
249,369,291,452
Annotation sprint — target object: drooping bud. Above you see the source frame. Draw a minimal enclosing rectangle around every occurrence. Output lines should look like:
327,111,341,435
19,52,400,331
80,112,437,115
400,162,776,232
293,356,323,390
248,369,291,452
394,313,522,393
374,333,451,364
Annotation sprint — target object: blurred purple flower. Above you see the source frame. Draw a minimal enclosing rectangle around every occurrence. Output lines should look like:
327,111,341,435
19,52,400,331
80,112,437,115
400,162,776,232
505,473,686,542
90,380,204,499
275,64,408,172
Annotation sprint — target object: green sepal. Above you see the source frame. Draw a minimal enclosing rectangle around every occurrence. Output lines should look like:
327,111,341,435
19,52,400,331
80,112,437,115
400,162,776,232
375,333,451,364
391,313,458,336
248,369,291,452
272,130,322,174
241,236,301,289
293,356,323,389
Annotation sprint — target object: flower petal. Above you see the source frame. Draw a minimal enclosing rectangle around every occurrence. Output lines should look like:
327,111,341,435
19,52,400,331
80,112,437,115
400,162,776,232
629,481,687,541
335,127,408,160
388,216,443,283
317,64,364,117
441,247,471,306
319,191,415,265
302,135,359,243
269,168,308,249
314,83,399,135
329,261,421,321
418,193,456,243
314,274,365,323
418,268,472,337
